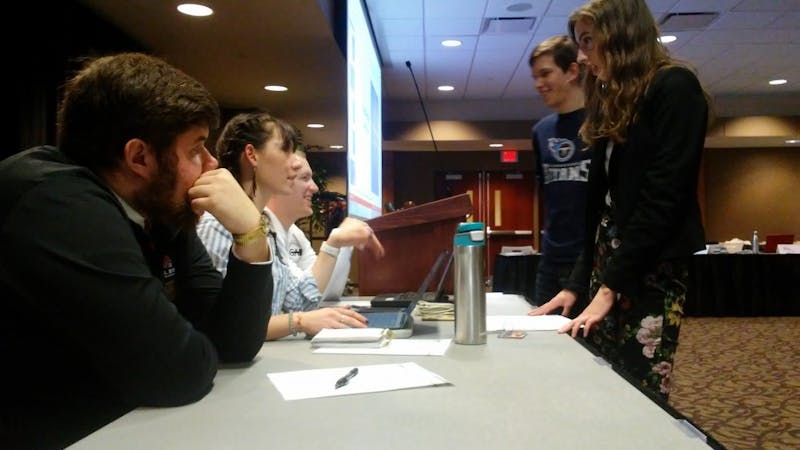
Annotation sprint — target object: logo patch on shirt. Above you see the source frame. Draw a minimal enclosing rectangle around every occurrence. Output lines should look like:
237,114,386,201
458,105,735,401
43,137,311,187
547,138,576,162
541,160,591,184
162,255,176,302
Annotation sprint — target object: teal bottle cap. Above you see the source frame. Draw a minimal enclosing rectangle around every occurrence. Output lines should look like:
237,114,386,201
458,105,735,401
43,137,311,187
456,222,484,233
454,222,485,247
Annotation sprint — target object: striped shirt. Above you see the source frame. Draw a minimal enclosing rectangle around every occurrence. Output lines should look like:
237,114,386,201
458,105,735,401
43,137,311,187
196,212,321,315
264,208,352,300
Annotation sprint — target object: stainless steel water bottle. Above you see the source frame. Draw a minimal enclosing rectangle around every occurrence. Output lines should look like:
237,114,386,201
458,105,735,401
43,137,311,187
752,230,759,254
454,222,486,345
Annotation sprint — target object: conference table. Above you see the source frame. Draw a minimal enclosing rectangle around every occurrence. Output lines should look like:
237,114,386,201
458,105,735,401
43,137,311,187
493,253,800,317
687,253,800,316
73,295,714,449
492,253,540,303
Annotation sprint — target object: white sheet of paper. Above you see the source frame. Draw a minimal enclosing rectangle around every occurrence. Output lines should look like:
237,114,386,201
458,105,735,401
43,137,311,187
312,327,388,342
485,292,507,301
312,338,451,356
486,315,570,331
486,293,535,315
267,362,450,401
777,244,800,254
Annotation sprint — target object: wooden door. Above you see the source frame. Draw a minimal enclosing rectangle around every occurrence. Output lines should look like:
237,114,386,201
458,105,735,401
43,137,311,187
435,170,537,278
434,171,481,221
483,171,536,276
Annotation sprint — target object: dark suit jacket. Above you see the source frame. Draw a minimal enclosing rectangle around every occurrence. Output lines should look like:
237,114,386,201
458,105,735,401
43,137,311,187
566,66,708,298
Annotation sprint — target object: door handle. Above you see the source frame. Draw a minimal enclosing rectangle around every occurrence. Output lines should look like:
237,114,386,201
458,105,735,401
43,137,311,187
486,229,533,236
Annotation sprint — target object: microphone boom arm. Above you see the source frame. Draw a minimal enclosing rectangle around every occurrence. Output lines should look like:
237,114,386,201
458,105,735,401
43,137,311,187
405,61,439,151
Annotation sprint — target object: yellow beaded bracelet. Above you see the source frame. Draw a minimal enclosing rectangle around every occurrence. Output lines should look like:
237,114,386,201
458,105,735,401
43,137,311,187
232,214,268,246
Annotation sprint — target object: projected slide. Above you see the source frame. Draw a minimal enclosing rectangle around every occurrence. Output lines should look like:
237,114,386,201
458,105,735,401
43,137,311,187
346,0,382,220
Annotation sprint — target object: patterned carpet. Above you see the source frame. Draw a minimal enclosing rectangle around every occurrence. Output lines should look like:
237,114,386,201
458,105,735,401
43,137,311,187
670,317,800,450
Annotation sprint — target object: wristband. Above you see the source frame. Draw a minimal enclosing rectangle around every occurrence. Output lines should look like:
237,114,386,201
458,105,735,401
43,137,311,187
320,241,340,257
288,311,298,336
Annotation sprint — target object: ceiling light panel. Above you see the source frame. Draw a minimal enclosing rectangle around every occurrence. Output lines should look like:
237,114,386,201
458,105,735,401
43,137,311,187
659,12,719,32
481,17,537,34
425,35,478,50
484,0,546,17
177,3,213,17
506,2,533,13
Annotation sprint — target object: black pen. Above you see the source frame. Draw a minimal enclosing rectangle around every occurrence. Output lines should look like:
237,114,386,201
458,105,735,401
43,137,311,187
334,368,359,389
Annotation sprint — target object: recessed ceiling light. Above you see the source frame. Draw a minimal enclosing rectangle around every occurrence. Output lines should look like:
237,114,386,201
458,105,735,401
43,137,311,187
306,123,325,128
330,145,344,149
506,2,533,12
441,39,462,47
177,3,213,17
785,139,800,144
769,79,787,85
438,85,455,92
264,85,288,92
489,143,504,148
658,35,677,44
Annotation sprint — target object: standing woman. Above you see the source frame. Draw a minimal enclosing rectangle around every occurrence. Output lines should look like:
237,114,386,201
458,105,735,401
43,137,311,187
197,112,368,340
533,0,710,399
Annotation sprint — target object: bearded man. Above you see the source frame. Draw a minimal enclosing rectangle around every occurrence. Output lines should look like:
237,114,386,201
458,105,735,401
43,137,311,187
0,53,273,449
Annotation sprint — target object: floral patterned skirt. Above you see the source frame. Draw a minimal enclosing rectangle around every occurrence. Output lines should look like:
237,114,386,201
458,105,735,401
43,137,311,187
588,210,689,400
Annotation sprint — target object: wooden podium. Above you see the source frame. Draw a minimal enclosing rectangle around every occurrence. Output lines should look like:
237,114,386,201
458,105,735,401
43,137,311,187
357,194,472,295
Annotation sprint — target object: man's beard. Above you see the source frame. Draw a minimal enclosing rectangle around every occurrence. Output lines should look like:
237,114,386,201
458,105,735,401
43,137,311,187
134,158,198,232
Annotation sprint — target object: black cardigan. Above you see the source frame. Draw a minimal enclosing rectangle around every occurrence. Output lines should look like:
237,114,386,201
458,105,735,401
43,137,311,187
566,66,708,298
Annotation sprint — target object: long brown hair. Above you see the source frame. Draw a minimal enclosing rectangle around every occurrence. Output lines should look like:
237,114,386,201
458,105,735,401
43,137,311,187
568,0,706,145
215,111,296,197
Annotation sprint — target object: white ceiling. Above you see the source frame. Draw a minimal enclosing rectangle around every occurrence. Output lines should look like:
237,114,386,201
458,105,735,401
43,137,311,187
80,0,348,150
370,0,800,122
80,0,800,151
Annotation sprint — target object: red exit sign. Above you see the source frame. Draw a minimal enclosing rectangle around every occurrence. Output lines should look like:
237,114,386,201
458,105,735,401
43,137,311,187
500,150,518,163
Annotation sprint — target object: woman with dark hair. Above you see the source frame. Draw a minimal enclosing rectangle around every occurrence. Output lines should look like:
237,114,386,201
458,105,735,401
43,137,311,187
533,0,711,399
197,112,369,340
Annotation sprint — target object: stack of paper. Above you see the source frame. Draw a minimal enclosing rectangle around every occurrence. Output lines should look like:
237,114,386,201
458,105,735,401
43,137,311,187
312,338,452,356
417,300,454,321
310,328,391,348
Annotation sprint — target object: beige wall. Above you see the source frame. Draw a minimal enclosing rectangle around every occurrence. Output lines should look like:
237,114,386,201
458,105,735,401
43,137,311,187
388,150,536,206
703,148,800,242
307,115,800,262
307,146,800,245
